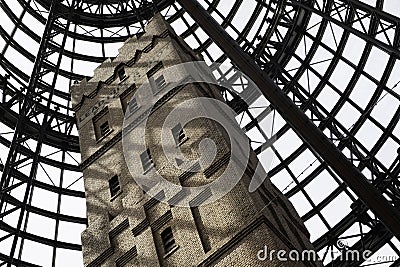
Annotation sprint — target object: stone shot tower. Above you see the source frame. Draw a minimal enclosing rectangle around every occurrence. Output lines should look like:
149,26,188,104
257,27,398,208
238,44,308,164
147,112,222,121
71,14,321,267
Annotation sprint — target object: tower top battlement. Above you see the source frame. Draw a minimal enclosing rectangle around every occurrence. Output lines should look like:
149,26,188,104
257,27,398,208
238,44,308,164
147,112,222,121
70,13,173,110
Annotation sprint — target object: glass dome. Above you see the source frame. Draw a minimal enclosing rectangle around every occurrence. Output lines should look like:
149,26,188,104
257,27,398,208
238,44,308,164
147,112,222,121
0,0,399,266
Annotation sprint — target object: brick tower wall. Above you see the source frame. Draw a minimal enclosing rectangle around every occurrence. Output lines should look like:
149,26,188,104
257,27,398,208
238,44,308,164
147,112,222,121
71,13,321,267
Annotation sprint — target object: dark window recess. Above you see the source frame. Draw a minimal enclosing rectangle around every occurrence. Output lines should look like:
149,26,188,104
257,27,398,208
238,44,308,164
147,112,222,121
109,175,120,198
128,98,139,113
118,68,126,81
172,123,185,145
108,212,116,222
140,149,154,172
147,61,164,78
100,121,110,137
155,75,166,89
161,227,176,254
93,107,111,140
119,84,137,113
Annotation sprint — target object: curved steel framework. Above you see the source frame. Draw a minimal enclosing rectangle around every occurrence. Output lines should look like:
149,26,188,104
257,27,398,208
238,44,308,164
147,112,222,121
0,0,399,266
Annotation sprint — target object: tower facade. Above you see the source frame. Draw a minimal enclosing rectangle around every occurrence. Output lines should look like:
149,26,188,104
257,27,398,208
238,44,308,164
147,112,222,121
71,14,320,267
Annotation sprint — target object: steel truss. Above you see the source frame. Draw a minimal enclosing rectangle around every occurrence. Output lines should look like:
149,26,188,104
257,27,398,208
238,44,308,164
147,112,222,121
33,0,175,27
176,0,400,266
0,1,87,266
263,1,400,265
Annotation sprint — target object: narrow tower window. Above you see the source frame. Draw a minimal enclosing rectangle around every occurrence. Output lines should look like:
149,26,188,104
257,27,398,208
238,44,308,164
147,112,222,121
128,97,139,113
140,148,154,172
109,175,120,198
161,227,176,254
147,61,164,78
93,107,112,140
118,67,126,81
155,75,166,89
119,84,137,113
100,121,110,137
172,123,186,145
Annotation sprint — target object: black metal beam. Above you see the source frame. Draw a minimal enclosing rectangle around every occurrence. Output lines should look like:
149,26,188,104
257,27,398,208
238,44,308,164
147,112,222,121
0,164,84,198
0,220,82,250
0,0,85,264
290,0,400,58
29,0,174,27
0,102,79,152
176,0,400,239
